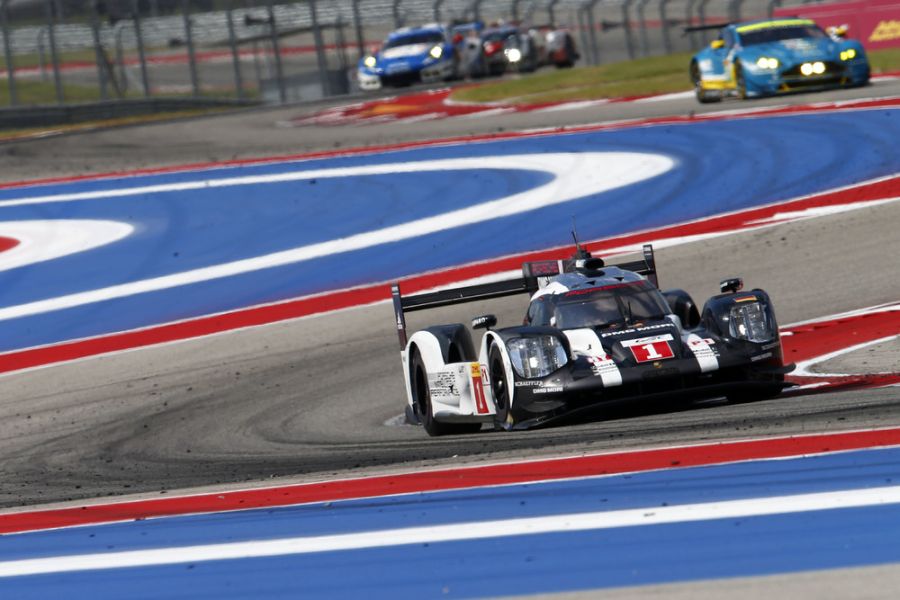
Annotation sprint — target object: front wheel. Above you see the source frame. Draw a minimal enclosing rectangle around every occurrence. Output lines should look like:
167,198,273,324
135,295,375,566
489,344,514,430
734,60,748,99
691,62,720,104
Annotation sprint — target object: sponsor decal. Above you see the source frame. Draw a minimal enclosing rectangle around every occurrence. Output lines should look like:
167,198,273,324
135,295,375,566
430,370,460,399
514,380,544,387
533,386,564,394
870,20,900,43
751,352,774,362
470,362,489,414
735,296,758,303
686,333,719,372
600,323,673,338
621,334,675,363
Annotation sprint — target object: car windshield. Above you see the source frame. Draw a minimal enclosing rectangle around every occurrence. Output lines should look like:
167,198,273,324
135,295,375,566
552,281,670,330
384,32,444,49
739,25,827,46
483,31,516,42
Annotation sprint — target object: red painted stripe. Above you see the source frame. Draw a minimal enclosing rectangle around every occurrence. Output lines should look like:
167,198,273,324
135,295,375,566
2,428,900,535
0,236,18,253
0,174,897,375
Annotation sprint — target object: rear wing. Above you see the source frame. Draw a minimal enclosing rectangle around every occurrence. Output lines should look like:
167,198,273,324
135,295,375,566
391,244,657,349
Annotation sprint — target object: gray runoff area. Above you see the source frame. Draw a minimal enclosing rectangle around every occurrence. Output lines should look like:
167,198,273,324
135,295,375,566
0,0,819,106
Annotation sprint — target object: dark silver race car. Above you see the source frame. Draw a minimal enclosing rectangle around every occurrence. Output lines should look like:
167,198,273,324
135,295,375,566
392,244,793,436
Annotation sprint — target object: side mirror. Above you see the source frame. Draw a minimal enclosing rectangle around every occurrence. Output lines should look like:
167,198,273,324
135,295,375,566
472,314,497,330
711,39,725,49
720,277,744,294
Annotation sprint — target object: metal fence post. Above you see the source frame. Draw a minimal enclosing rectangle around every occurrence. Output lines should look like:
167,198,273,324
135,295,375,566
182,0,199,97
637,0,651,56
0,0,17,106
44,0,64,104
512,0,523,21
309,0,330,98
266,0,286,103
133,0,151,97
392,0,403,28
469,0,484,22
351,0,364,59
226,0,243,100
547,0,560,26
767,0,782,18
89,0,108,101
585,0,600,66
697,0,711,45
622,0,636,60
659,0,672,54
433,0,444,23
686,0,700,49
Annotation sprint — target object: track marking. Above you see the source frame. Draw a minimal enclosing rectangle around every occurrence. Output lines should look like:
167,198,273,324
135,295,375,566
0,152,673,322
0,220,133,272
3,485,900,577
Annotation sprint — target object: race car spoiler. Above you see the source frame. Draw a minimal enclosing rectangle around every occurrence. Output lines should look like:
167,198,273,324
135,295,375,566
390,244,657,348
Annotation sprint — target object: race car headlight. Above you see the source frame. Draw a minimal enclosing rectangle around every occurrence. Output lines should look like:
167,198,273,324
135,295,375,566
363,55,377,68
507,336,568,379
801,61,826,76
755,56,779,70
506,48,522,63
429,45,443,59
840,48,857,61
728,302,776,343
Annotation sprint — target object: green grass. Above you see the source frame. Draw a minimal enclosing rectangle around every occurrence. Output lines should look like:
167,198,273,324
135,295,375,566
451,48,900,105
0,79,109,105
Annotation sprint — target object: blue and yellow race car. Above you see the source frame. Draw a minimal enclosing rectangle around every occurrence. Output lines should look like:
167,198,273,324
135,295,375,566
689,18,870,103
357,24,459,90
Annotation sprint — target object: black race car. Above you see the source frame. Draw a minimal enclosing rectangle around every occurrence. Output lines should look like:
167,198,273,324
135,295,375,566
392,244,793,436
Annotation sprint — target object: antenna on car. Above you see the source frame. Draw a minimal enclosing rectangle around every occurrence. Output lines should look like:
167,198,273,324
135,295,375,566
571,217,591,260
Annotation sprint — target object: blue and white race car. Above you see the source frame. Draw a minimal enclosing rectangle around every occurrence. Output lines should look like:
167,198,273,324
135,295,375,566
689,18,870,103
358,24,459,90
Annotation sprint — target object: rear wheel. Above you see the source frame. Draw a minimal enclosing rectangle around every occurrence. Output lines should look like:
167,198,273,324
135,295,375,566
734,60,748,99
410,349,480,436
489,344,514,430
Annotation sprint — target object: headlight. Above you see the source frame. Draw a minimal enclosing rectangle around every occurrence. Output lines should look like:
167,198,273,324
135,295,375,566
755,56,779,70
801,61,826,75
840,48,857,61
363,55,377,68
506,48,522,63
728,302,776,343
429,45,443,59
507,336,568,379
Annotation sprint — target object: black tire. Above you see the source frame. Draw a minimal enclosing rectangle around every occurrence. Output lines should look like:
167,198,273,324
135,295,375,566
734,60,748,99
410,349,480,436
489,344,514,430
691,61,720,104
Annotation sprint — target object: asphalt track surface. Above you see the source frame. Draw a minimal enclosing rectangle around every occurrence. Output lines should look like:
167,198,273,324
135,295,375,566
0,81,898,516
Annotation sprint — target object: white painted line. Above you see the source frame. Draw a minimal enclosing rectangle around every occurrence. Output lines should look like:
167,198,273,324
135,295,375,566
0,152,673,321
534,100,609,113
2,485,899,577
0,220,133,273
633,91,694,103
